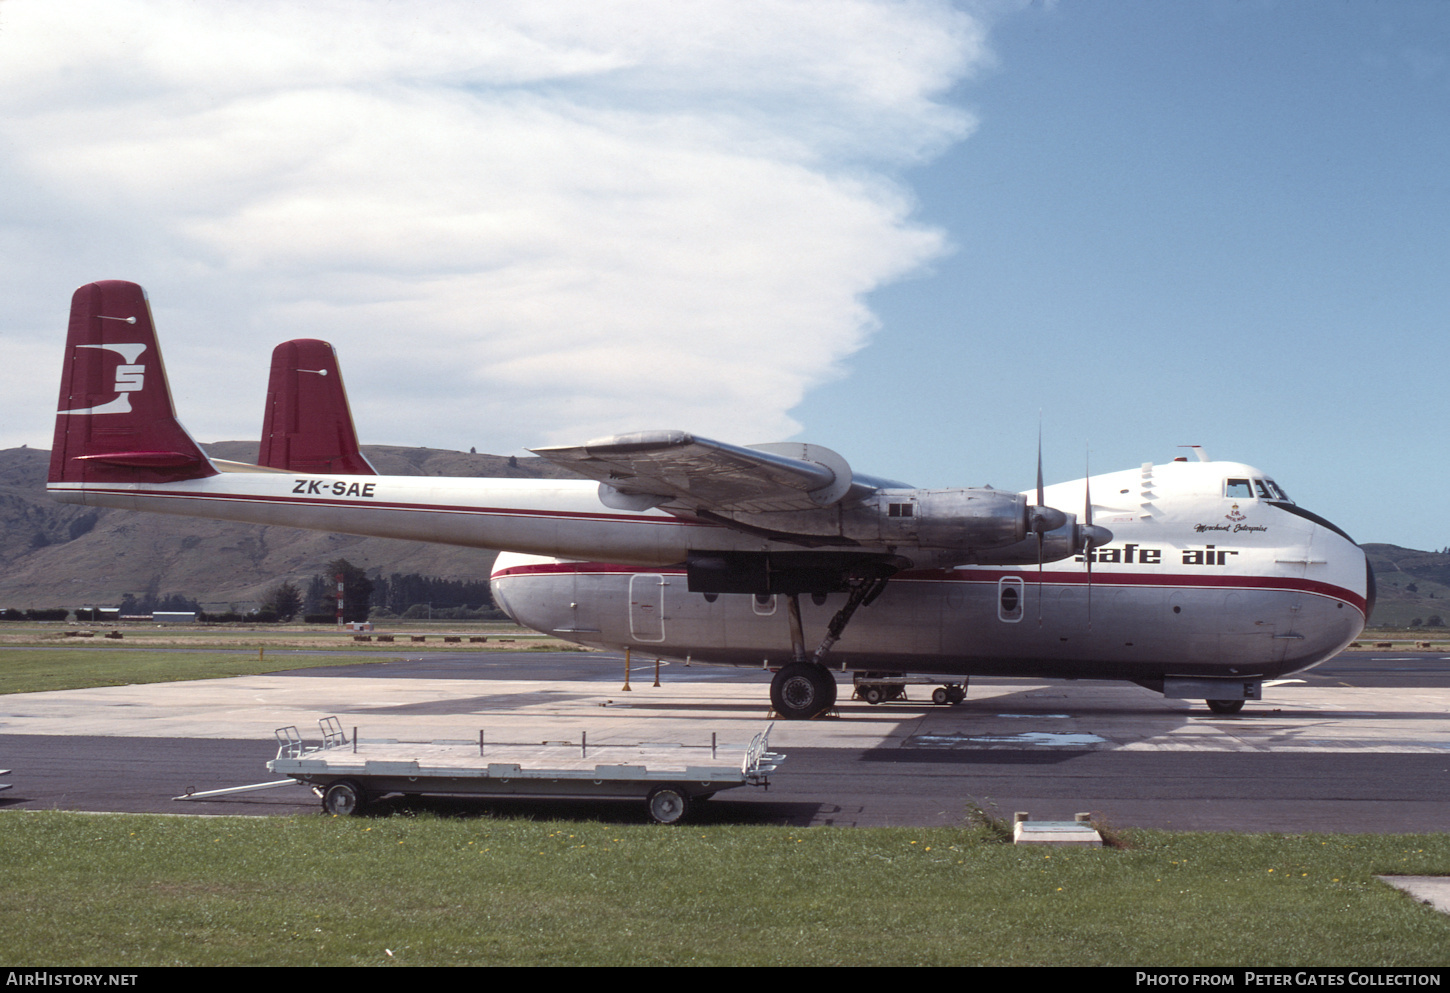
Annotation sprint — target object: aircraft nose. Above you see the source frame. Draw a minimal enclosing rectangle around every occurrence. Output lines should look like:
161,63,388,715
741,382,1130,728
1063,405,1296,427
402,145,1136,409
1305,506,1374,619
1360,551,1377,619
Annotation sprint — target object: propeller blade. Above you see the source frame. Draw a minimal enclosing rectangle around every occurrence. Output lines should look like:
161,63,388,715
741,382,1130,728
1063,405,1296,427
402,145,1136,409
1036,423,1046,625
1036,527,1044,626
1037,423,1045,510
1029,426,1066,535
1084,451,1094,630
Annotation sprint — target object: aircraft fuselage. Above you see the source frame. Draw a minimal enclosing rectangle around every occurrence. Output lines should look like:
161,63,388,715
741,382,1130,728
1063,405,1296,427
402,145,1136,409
489,459,1371,687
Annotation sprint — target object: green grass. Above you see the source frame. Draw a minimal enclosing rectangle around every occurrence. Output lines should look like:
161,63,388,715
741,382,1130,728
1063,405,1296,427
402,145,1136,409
0,625,576,694
1355,627,1449,646
0,649,374,695
2,812,1448,966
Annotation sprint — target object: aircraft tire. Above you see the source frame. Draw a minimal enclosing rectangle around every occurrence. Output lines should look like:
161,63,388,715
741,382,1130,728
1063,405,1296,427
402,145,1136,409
322,780,366,816
647,786,689,825
1206,699,1245,715
771,662,833,720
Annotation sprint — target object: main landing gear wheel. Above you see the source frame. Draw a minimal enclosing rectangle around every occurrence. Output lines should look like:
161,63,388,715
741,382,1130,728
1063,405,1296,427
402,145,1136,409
771,661,836,719
1206,699,1245,715
322,780,366,816
647,786,689,825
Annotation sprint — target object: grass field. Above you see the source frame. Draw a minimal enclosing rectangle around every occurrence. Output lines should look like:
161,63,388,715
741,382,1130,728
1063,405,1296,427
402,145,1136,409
0,619,555,649
0,648,388,695
1354,628,1450,649
0,622,578,694
2,812,1448,967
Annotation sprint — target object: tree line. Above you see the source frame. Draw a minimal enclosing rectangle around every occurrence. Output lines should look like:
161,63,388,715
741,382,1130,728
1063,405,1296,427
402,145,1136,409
261,560,497,622
0,559,498,623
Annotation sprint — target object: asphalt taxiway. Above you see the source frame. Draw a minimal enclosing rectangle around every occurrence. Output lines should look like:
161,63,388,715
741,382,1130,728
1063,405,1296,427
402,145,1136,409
1,650,1447,830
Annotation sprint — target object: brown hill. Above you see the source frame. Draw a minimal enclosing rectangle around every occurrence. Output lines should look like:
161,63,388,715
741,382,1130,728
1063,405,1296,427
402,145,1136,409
0,445,575,611
1360,543,1450,629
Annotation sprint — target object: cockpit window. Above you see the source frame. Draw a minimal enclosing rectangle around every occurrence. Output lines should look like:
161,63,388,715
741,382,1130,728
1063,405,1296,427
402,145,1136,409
1226,477,1293,503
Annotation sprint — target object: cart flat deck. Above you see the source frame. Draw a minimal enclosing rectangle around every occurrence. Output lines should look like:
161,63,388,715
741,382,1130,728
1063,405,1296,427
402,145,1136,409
266,718,783,822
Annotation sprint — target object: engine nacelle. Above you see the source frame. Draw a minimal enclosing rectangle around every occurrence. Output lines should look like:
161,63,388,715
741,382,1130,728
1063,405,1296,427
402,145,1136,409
967,516,1115,566
857,487,1032,549
694,486,1075,557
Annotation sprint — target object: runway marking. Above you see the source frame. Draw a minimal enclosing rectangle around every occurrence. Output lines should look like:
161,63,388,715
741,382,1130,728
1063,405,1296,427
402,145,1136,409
909,731,1109,748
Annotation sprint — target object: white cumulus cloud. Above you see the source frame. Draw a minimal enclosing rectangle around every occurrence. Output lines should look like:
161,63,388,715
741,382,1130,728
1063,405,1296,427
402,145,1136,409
0,0,990,455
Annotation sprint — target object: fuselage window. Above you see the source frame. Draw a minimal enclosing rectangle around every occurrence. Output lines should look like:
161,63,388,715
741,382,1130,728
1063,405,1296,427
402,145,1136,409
1224,478,1253,498
888,503,914,518
997,576,1025,623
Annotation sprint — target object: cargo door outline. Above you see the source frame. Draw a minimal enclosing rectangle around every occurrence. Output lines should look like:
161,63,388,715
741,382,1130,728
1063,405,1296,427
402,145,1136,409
629,574,666,643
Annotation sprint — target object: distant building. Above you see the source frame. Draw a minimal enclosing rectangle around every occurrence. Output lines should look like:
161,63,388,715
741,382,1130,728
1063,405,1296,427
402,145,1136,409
75,607,120,622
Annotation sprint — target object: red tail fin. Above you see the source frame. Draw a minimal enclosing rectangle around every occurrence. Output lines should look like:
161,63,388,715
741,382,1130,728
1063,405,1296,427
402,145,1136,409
49,280,216,485
258,339,376,475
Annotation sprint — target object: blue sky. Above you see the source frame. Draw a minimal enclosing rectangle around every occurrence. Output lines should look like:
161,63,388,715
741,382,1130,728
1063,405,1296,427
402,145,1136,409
800,0,1450,549
2,1,1446,549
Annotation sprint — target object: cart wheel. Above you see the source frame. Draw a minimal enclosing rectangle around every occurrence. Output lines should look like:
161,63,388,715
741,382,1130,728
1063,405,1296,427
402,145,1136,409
947,685,966,704
863,685,885,705
932,686,950,706
323,780,366,816
647,786,689,824
1206,699,1245,715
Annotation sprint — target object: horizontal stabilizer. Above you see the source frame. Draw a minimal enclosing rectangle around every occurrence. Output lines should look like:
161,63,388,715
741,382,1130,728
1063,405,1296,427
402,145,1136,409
49,280,216,485
259,339,376,475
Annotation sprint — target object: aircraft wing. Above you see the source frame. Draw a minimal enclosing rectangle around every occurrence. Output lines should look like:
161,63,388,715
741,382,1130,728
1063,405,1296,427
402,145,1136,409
531,431,862,514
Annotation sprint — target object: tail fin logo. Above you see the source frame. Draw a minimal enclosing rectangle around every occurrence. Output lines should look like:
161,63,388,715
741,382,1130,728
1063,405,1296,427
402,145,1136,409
60,343,149,415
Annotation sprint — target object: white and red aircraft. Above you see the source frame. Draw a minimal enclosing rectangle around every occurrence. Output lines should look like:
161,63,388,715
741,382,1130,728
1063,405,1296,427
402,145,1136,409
49,280,1373,718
